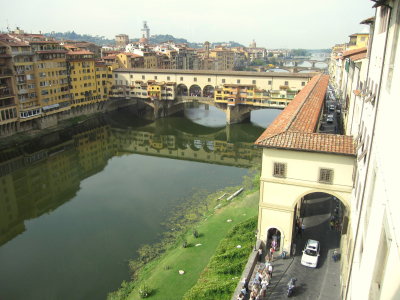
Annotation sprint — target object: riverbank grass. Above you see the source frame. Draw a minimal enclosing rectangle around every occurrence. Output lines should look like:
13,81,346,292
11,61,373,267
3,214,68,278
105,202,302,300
127,190,259,300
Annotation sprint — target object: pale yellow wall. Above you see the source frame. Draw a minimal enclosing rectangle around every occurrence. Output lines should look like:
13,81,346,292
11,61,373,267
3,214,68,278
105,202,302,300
114,71,312,93
258,148,355,254
261,148,355,205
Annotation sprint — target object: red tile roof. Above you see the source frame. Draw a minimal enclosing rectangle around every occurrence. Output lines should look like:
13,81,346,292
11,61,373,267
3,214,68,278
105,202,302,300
103,55,116,59
255,74,355,156
342,47,367,58
67,50,94,55
350,52,367,61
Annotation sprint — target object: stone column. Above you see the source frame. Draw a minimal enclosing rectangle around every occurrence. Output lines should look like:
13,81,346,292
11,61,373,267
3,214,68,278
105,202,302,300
226,105,251,124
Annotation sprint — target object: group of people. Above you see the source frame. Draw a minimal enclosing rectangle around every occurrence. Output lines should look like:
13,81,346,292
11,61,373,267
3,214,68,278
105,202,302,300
330,203,341,231
237,261,274,300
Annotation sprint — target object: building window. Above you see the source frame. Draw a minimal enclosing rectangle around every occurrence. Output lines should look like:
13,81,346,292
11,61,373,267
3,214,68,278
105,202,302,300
301,82,305,86
273,162,286,178
252,80,256,84
284,81,289,86
319,168,333,184
222,79,226,83
114,74,118,78
268,80,272,85
237,79,240,84
130,75,133,78
180,77,183,81
194,77,197,82
154,76,158,80
208,78,211,82
167,76,170,80
142,75,145,79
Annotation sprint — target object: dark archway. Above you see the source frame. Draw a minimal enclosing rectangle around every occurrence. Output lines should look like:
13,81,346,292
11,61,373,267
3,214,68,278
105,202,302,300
267,228,282,252
189,85,202,97
177,84,188,96
203,85,215,98
292,192,347,266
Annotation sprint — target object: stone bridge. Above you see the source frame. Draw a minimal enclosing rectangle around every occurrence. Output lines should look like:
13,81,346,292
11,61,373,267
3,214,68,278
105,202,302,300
113,69,317,124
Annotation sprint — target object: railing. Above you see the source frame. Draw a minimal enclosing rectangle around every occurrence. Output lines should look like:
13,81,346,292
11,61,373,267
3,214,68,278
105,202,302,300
176,96,214,103
12,51,34,56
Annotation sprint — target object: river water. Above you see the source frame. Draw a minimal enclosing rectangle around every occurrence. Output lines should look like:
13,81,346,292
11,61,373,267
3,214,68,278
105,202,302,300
0,105,280,300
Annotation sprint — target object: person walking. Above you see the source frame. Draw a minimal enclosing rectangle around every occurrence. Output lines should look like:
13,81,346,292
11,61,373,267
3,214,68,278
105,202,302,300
258,248,263,262
267,263,273,279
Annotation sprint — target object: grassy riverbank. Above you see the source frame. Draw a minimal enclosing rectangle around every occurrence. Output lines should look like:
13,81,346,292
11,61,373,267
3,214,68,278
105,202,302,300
108,173,260,300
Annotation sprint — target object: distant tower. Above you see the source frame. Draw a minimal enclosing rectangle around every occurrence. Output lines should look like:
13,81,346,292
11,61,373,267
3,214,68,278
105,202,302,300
141,21,150,39
249,39,256,48
204,41,210,59
116,34,129,48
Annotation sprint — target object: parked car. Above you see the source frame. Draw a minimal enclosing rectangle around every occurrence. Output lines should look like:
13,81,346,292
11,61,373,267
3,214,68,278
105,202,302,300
327,114,334,123
329,104,335,111
301,239,320,268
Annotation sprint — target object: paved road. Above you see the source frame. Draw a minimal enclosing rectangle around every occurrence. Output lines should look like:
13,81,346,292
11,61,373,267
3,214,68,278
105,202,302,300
266,195,341,299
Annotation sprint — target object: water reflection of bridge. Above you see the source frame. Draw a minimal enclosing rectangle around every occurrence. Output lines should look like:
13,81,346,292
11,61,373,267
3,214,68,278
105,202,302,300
0,115,263,246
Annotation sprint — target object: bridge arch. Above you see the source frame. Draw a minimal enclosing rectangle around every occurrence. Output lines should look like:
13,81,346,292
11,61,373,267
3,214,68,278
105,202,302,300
189,84,202,97
177,84,188,96
203,85,215,98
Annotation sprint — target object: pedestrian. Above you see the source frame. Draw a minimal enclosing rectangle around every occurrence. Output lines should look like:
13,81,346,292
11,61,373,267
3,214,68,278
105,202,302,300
267,263,273,278
258,248,263,262
271,239,277,251
269,247,274,261
301,222,306,235
298,225,302,237
240,285,247,295
330,219,335,230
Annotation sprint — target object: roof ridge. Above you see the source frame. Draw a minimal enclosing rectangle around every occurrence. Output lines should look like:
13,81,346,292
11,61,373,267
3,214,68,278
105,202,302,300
284,74,322,132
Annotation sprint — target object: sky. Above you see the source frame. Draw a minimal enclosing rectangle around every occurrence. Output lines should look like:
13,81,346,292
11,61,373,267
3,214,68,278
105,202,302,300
0,0,375,49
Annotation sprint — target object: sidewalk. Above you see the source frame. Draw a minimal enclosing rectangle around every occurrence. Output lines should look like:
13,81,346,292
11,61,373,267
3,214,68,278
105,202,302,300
245,254,294,299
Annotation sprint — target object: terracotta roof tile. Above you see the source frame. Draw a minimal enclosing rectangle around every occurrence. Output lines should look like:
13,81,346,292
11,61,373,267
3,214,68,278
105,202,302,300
255,74,355,156
67,50,94,55
342,47,367,57
350,52,367,61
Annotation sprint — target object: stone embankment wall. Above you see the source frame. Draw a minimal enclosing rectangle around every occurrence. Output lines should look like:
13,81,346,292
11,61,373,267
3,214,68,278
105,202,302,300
0,99,138,138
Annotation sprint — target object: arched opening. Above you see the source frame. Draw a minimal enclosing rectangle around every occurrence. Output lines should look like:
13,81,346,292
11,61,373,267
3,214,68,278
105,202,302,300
291,192,348,267
189,85,202,97
203,85,214,98
177,84,188,96
266,227,282,252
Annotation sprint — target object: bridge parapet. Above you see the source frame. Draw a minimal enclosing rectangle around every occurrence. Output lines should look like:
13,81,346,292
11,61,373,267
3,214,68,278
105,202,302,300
176,96,214,103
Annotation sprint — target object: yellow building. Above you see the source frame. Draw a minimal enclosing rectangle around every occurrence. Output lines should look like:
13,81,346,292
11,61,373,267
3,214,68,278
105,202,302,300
0,40,19,132
347,33,369,50
143,52,158,69
209,48,235,71
94,61,113,102
214,83,292,107
66,50,97,108
116,53,144,69
29,40,70,116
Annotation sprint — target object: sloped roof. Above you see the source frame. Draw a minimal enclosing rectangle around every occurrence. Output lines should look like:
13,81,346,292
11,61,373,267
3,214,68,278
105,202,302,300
255,74,355,156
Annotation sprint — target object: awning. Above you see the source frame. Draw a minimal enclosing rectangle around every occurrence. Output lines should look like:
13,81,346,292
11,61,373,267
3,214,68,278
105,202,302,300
42,103,60,111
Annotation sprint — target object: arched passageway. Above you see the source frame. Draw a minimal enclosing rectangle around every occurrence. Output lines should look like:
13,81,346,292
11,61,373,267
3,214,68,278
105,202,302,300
266,227,282,252
290,192,348,263
203,85,215,98
177,84,188,96
189,85,202,97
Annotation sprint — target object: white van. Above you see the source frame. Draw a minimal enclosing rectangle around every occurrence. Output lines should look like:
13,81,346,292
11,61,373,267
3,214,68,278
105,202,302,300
301,239,320,268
